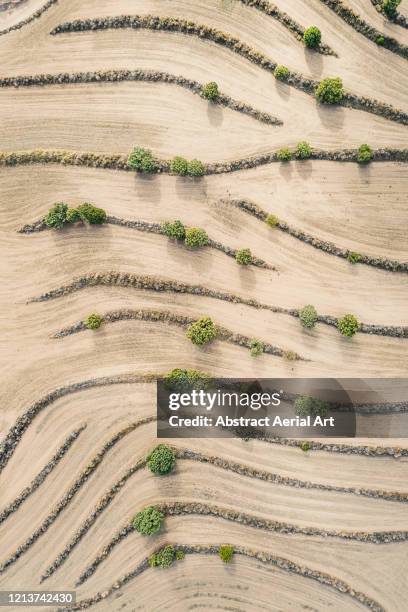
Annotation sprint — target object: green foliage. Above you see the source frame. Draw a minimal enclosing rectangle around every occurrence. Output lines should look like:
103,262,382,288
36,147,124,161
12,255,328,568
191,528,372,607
375,35,385,45
283,350,298,361
149,545,175,568
277,147,292,162
347,251,362,264
171,156,189,176
187,316,218,346
163,368,210,391
357,144,373,164
127,147,157,173
294,395,329,417
133,506,164,535
235,248,253,266
76,203,107,225
303,26,321,48
315,77,344,104
299,304,318,329
300,441,311,452
44,202,68,229
250,339,264,357
274,65,290,81
188,159,205,177
176,550,185,561
382,0,401,18
66,207,81,223
219,545,234,563
295,141,312,160
337,314,359,337
147,444,176,475
85,313,103,330
161,220,186,241
185,227,209,248
201,81,219,100
266,214,279,227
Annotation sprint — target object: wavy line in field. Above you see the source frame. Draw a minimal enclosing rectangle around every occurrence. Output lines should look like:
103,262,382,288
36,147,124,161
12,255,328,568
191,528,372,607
60,545,384,612
49,15,408,125
30,272,408,339
0,69,282,126
0,424,86,525
18,216,273,270
224,198,408,273
319,0,408,57
0,0,57,36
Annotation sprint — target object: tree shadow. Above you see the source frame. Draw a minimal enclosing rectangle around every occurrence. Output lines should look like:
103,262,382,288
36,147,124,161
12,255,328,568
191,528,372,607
274,79,290,101
295,160,313,180
304,47,324,79
134,173,161,204
175,176,208,200
278,162,293,180
315,102,345,131
207,101,224,127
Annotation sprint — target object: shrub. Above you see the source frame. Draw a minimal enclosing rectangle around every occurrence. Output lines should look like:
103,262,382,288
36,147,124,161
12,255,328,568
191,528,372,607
303,26,321,48
163,368,210,391
133,506,164,535
266,214,279,227
149,545,175,568
187,316,218,346
283,350,298,361
161,220,186,241
127,147,157,173
85,313,103,330
188,159,205,177
382,0,401,18
250,339,264,357
357,144,373,164
170,156,189,176
315,77,344,104
44,202,68,229
274,65,290,81
347,251,362,264
66,207,81,223
299,304,318,329
375,35,385,45
147,444,176,475
337,314,359,337
77,203,107,225
295,141,312,160
185,227,209,248
277,147,292,162
300,441,311,452
235,248,253,266
219,545,234,563
201,81,219,100
294,395,329,417
176,550,185,561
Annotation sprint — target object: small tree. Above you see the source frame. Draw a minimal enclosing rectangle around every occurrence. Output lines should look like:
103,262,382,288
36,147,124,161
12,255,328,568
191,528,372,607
171,156,189,176
266,214,279,227
163,368,210,391
133,506,164,535
299,304,318,329
277,147,292,162
147,444,176,475
185,227,209,248
161,220,186,241
202,81,219,100
219,545,234,563
127,147,157,173
85,313,103,330
347,251,362,264
250,339,264,357
337,314,359,337
315,77,344,104
188,159,205,177
303,26,321,48
77,203,107,225
176,550,185,561
187,316,218,346
274,65,290,81
295,142,312,160
382,0,401,18
300,441,311,452
375,35,385,45
66,207,81,223
357,144,373,164
44,202,68,229
235,248,253,266
294,395,329,417
149,545,175,568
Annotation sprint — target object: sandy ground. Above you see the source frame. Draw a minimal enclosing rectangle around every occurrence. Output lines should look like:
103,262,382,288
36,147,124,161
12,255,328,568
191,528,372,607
0,1,407,610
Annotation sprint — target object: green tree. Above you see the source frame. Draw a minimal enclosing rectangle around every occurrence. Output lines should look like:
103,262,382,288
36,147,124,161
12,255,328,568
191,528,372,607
147,444,176,475
127,147,157,173
295,142,312,160
66,207,81,223
170,156,189,176
188,159,205,177
219,545,234,563
201,81,219,100
337,314,359,337
44,202,68,229
382,0,401,18
77,203,107,225
294,395,329,417
187,316,218,346
250,339,264,357
163,368,210,391
133,506,164,535
375,35,385,45
315,77,344,104
161,220,186,241
235,248,253,265
299,305,318,329
266,214,279,227
149,546,175,568
185,227,209,248
347,251,362,264
274,65,290,81
357,144,373,164
303,26,321,48
277,147,292,162
85,313,103,330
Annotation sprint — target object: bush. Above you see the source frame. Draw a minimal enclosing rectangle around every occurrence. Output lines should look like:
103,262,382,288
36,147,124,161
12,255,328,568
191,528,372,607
149,545,175,568
299,304,318,329
315,77,344,104
382,0,401,18
185,227,209,248
85,313,103,330
357,144,373,164
300,441,311,452
163,368,210,391
266,214,279,227
250,339,264,357
188,159,205,177
44,202,68,229
187,316,218,346
347,251,362,264
375,35,385,45
277,147,292,162
66,207,81,223
161,220,186,241
147,444,176,475
127,147,157,173
219,545,234,563
201,81,219,100
274,65,290,81
294,395,329,417
133,506,164,535
235,248,253,266
170,156,189,176
283,350,298,361
337,314,359,337
303,26,321,48
77,203,107,225
176,550,185,561
295,141,312,160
